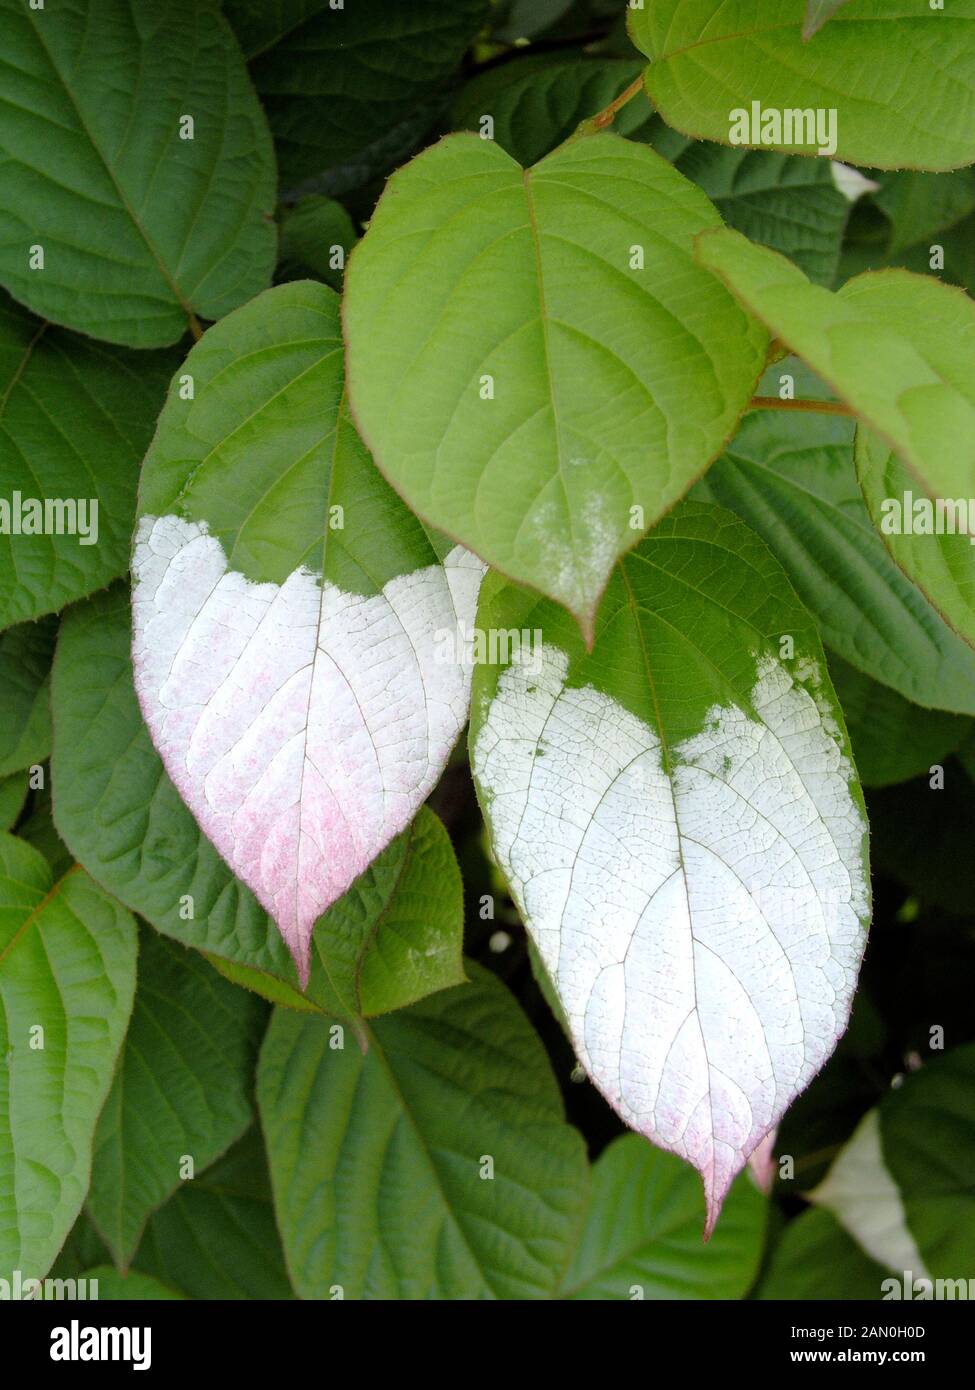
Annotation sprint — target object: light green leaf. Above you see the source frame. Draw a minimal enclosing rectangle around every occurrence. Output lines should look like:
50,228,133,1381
0,295,178,630
0,838,137,1282
452,61,850,286
52,586,466,1018
828,655,970,788
276,196,356,288
756,1207,886,1299
698,404,975,712
0,617,55,774
133,1129,294,1299
257,964,590,1299
345,132,767,633
86,928,266,1269
561,1135,766,1299
132,279,483,982
470,500,871,1229
630,1,975,171
810,1046,975,1283
0,0,276,347
856,428,975,653
227,0,490,187
451,57,650,167
697,231,975,509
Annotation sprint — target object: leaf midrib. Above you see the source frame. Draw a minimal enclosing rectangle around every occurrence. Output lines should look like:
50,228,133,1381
0,864,80,969
364,1022,502,1298
614,558,715,1180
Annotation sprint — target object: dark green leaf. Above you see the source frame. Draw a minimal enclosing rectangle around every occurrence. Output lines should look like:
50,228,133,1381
0,0,276,346
258,964,590,1299
134,1129,294,1299
699,401,975,712
0,296,178,629
0,839,137,1281
276,196,356,288
562,1135,766,1299
756,1207,886,1298
0,617,55,773
828,655,970,787
227,0,490,187
86,927,266,1268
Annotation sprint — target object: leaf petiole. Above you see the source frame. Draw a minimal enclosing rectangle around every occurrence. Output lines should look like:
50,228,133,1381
748,395,854,417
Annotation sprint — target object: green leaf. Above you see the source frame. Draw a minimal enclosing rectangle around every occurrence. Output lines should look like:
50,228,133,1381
697,231,975,509
0,617,55,774
839,200,975,295
65,1266,185,1300
698,402,975,712
451,57,650,167
828,655,970,788
344,131,767,633
856,428,975,653
0,838,137,1281
257,963,590,1299
0,0,276,347
0,773,27,831
227,0,490,188
630,0,975,171
756,1208,886,1298
276,196,356,289
0,296,178,630
133,1129,294,1299
810,1046,975,1282
561,1135,766,1299
649,132,852,288
52,585,466,1017
210,806,466,1019
803,0,854,39
133,279,483,982
470,499,871,1229
86,927,266,1269
873,170,975,257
